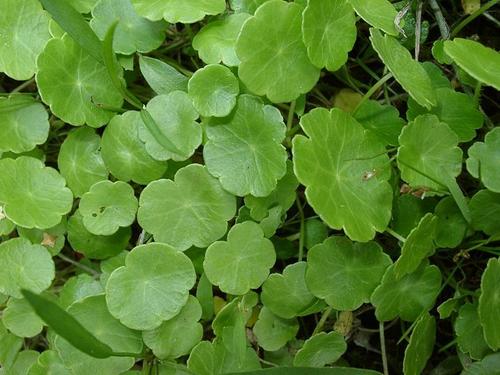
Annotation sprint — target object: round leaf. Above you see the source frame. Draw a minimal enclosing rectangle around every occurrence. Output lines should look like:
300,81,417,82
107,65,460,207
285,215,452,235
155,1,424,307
105,243,196,330
397,114,462,192
54,295,141,375
192,13,250,66
101,111,167,185
293,331,347,367
36,34,123,127
261,262,320,319
67,210,131,260
253,307,299,352
235,0,320,103
0,96,50,153
131,0,226,23
79,181,138,235
58,127,108,198
0,238,55,298
204,95,287,197
0,156,73,229
403,313,436,375
455,303,491,360
188,64,239,118
0,0,50,80
138,91,201,161
138,164,236,251
293,107,393,242
306,236,392,311
143,295,203,359
371,262,441,322
3,297,45,338
470,190,500,236
90,0,166,55
467,127,500,193
302,0,356,72
204,221,276,295
479,257,500,351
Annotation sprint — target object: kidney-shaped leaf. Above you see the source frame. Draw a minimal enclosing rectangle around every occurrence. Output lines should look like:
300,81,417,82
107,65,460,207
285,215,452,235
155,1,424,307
370,29,436,109
0,156,73,229
204,221,276,295
204,95,287,197
236,0,320,103
455,303,491,360
0,238,54,298
131,0,226,23
306,236,392,311
479,257,500,351
253,307,299,352
138,164,236,251
106,243,196,330
371,262,441,322
293,107,393,242
467,127,500,193
79,181,138,236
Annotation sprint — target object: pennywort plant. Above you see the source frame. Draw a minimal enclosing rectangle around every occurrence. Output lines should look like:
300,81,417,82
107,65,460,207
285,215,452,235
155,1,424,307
0,0,499,374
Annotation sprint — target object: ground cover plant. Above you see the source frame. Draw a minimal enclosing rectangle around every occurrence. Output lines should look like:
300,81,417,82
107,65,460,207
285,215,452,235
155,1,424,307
0,0,499,374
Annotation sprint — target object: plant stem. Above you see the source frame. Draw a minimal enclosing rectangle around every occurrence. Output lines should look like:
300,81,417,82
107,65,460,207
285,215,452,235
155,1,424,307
57,254,100,277
428,0,450,39
286,100,297,146
11,78,36,94
353,73,393,114
379,322,389,375
295,196,305,262
313,306,333,335
451,0,500,38
414,1,423,60
385,228,406,243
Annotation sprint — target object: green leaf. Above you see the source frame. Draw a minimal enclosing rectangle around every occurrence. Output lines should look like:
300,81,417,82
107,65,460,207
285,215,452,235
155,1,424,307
397,114,462,192
27,350,68,375
67,0,99,13
105,243,196,330
229,0,269,14
3,296,45,338
304,219,329,250
293,332,347,367
58,274,104,309
143,295,203,359
306,237,391,311
467,127,500,193
0,156,73,229
204,95,287,197
8,350,40,375
0,321,23,369
67,210,131,259
21,290,116,359
371,262,441,322
444,38,500,90
253,307,299,351
101,111,168,185
139,55,188,94
302,0,356,72
455,303,491,360
434,197,468,248
236,0,320,103
204,221,276,295
261,262,321,319
403,313,436,375
0,95,49,154
36,35,123,127
53,295,141,374
244,160,298,221
462,353,500,375
131,0,226,23
348,0,398,35
188,65,239,118
39,0,103,63
138,92,201,161
227,369,382,375
193,13,251,67
57,127,108,197
353,100,405,147
479,257,500,350
138,164,236,251
293,107,393,242
0,0,50,80
90,0,166,55
394,213,438,279
370,29,436,109
470,190,500,236
79,180,138,236
407,88,483,142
